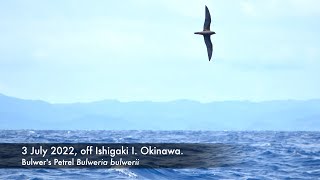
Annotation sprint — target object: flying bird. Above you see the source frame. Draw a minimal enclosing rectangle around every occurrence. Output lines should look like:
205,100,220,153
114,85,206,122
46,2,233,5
194,5,216,61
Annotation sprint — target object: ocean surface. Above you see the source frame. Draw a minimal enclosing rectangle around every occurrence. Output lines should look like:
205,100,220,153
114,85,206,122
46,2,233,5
0,130,319,179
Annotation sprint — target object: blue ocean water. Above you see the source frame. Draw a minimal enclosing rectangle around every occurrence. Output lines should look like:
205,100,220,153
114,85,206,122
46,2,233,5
0,130,319,179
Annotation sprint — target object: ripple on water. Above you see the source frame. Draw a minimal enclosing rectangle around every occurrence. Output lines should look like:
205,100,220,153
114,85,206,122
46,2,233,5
0,130,319,179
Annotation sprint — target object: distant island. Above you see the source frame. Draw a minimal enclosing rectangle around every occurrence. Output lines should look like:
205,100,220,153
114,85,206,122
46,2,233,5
0,93,319,130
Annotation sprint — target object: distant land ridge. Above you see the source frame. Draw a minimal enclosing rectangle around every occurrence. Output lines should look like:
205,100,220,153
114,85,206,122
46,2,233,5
0,93,319,130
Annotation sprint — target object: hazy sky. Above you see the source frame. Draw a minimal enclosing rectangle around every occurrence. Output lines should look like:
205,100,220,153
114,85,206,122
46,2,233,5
0,0,319,103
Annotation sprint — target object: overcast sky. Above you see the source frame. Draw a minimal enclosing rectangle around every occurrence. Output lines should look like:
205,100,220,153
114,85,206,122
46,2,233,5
0,0,319,103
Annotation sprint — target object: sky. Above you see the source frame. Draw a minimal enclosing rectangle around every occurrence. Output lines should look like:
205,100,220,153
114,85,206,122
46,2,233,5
0,0,319,103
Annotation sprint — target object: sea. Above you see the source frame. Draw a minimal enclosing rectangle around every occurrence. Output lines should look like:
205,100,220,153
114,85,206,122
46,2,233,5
0,130,319,180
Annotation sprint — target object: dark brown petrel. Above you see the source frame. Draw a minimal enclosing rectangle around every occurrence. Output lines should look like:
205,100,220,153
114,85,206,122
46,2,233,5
194,5,216,61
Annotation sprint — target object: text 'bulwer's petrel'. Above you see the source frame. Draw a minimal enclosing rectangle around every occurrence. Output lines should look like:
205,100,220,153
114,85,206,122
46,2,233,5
194,6,216,61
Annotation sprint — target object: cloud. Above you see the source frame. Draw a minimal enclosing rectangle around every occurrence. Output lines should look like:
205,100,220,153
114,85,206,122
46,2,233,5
288,0,320,15
240,1,257,16
32,50,49,59
240,0,320,17
132,0,216,19
305,47,320,64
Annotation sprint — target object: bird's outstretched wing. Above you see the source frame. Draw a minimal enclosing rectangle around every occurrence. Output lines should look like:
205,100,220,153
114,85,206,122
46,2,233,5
204,35,212,61
203,6,211,31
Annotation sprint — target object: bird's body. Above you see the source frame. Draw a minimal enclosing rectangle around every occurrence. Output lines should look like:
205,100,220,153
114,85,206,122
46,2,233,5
195,6,215,61
194,31,215,36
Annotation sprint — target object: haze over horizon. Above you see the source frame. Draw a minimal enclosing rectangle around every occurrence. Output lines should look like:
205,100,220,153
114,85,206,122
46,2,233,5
1,92,320,104
0,0,319,103
1,92,319,130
